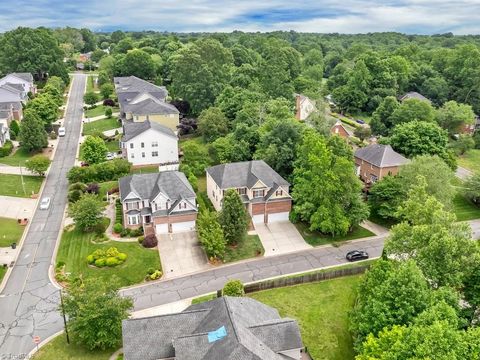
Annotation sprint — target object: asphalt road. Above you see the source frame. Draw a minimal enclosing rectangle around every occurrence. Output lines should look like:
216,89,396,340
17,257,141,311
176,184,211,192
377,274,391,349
0,73,86,358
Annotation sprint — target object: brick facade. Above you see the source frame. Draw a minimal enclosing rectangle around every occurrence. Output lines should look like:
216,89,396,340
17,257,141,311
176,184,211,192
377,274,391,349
355,158,400,183
153,213,197,225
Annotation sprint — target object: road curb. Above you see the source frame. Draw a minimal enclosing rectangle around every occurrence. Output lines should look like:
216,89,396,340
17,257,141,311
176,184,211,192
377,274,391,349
26,330,63,358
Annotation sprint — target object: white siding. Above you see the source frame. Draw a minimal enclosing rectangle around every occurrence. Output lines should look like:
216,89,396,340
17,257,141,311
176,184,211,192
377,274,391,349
124,128,178,166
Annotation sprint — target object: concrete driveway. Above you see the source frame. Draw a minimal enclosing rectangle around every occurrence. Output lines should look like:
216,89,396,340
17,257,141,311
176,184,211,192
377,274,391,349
158,232,210,279
0,195,37,220
255,221,312,256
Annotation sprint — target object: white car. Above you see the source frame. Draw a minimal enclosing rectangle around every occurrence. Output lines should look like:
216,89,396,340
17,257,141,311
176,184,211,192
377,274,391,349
106,152,116,161
39,197,51,210
58,127,66,137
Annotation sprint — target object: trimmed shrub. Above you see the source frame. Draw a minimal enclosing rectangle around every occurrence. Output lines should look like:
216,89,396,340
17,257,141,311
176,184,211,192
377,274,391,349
113,223,123,234
142,234,158,248
147,267,156,275
222,280,245,297
120,228,129,237
94,258,106,267
117,253,127,261
67,158,132,184
87,247,126,268
106,257,119,267
138,236,145,244
130,227,143,237
0,140,13,157
86,254,94,264
149,270,162,280
86,183,100,194
68,189,83,203
103,99,115,107
105,107,113,118
50,131,58,140
69,182,87,192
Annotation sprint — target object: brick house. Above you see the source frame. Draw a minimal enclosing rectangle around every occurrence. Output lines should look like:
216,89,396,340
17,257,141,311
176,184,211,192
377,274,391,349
295,94,316,121
330,120,351,139
119,171,197,234
206,160,292,224
354,144,409,184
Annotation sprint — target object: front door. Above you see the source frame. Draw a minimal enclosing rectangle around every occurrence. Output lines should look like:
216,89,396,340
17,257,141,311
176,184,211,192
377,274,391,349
144,215,151,224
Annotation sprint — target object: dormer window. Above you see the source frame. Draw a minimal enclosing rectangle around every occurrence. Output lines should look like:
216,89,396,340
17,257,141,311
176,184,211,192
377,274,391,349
275,189,283,196
253,190,264,198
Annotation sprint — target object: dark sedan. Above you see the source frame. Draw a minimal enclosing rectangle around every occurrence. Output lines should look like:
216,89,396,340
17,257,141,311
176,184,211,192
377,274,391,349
346,250,369,262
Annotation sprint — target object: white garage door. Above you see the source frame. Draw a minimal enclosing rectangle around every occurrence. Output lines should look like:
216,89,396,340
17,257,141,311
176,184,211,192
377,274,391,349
267,212,289,223
155,223,169,234
252,214,264,224
171,221,196,233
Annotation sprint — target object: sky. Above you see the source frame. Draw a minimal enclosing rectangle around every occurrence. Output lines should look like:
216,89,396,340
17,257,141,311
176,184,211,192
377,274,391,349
1,0,480,34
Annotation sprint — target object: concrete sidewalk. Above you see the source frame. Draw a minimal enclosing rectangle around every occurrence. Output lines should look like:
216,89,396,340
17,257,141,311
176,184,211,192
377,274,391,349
0,165,36,176
0,196,37,219
84,112,120,122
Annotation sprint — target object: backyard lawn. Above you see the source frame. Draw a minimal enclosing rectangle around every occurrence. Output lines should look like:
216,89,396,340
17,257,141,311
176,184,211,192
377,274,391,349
56,224,161,287
453,192,480,221
458,149,480,174
130,165,159,175
0,217,25,247
0,174,43,198
295,222,375,246
106,140,121,153
32,334,114,360
83,117,120,136
0,147,36,166
85,105,119,118
223,235,264,263
249,275,362,360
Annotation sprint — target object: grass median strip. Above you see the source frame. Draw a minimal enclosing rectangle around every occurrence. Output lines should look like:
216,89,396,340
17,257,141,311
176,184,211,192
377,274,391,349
295,222,375,246
0,174,43,198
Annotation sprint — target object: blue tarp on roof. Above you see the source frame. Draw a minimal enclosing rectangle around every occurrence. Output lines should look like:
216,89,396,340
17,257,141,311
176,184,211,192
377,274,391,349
208,326,227,343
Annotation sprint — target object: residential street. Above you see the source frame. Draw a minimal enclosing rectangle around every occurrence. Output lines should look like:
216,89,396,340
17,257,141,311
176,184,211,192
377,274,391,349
0,74,86,358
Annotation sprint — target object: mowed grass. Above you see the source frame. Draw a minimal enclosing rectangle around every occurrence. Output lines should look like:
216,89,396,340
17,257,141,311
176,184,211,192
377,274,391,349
249,275,362,360
31,333,114,360
223,235,264,263
56,226,160,287
0,147,37,166
0,266,6,283
0,174,43,198
0,217,25,247
295,222,375,247
83,117,120,136
84,105,119,118
106,140,121,153
130,165,159,175
453,192,480,221
458,149,480,174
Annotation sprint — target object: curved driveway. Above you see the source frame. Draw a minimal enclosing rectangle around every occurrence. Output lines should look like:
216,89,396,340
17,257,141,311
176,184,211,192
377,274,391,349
0,74,86,358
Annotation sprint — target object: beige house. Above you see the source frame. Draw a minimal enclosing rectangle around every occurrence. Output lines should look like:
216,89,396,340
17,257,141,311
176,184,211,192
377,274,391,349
354,144,409,184
206,160,292,224
295,94,316,121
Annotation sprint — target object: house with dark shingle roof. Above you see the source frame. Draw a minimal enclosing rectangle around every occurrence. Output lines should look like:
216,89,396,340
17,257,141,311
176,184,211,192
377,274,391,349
122,296,304,360
354,144,409,184
398,91,431,103
206,160,292,224
0,72,36,96
121,120,179,168
119,170,197,233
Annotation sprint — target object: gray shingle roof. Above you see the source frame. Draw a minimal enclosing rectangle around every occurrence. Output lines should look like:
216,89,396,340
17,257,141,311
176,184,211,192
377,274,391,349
355,144,409,167
4,83,24,92
0,101,21,110
121,120,177,142
399,92,430,103
119,170,195,203
114,76,168,97
124,97,179,116
11,73,33,82
206,160,289,189
122,297,303,360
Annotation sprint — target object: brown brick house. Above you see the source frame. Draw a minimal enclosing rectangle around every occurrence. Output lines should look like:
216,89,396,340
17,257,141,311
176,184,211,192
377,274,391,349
354,144,409,184
331,120,351,139
206,160,292,224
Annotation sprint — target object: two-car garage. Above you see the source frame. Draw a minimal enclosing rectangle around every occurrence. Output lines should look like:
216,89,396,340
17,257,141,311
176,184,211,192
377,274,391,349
154,213,197,234
251,200,291,224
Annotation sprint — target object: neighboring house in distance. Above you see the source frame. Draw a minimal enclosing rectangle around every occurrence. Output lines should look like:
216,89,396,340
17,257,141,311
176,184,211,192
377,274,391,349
399,91,431,103
354,144,409,184
121,120,179,169
0,72,36,96
114,76,179,132
122,296,305,360
295,94,316,121
331,120,351,139
0,124,10,147
119,171,197,234
206,160,292,224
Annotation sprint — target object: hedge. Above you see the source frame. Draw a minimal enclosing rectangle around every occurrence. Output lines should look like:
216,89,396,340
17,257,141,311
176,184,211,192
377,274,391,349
67,158,131,184
0,140,14,157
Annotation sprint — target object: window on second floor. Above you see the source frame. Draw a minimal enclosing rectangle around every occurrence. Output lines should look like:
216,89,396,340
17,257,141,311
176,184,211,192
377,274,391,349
126,202,139,210
129,143,134,149
152,141,158,147
141,142,145,148
237,188,246,195
275,189,283,196
253,189,264,198
152,151,158,157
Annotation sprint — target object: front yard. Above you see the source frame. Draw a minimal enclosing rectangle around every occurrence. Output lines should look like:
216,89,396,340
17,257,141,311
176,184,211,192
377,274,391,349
85,105,119,118
83,117,120,136
0,174,43,198
56,224,161,288
295,222,375,246
249,275,362,360
458,149,480,174
0,147,36,166
0,217,25,247
453,192,480,221
223,235,264,263
0,266,6,283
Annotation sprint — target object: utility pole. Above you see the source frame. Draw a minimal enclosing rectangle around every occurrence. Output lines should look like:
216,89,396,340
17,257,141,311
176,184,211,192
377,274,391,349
59,289,70,344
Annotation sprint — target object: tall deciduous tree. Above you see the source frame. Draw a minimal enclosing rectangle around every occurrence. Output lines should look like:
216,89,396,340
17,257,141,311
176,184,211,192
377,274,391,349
197,107,229,143
120,49,156,80
436,100,475,135
80,136,108,165
69,193,104,232
370,96,400,136
197,210,226,260
391,98,436,126
219,189,248,245
27,94,59,125
19,109,48,152
292,130,368,236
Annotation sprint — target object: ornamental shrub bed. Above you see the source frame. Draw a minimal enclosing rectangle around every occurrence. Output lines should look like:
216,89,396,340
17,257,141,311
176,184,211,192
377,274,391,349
86,247,127,268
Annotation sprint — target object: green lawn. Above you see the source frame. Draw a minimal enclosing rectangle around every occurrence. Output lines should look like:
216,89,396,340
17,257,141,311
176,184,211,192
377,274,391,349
86,75,97,93
223,235,264,263
0,174,43,198
85,106,119,118
130,165,159,175
458,149,480,174
83,117,120,136
0,217,25,247
249,275,361,360
32,333,114,360
295,222,375,247
453,192,480,221
98,181,119,198
0,147,37,166
0,266,6,284
106,140,121,152
197,175,207,193
56,225,161,287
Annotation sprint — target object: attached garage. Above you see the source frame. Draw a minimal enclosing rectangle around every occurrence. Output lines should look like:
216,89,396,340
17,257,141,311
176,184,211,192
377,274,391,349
252,214,265,224
155,223,169,234
266,212,289,223
171,221,196,233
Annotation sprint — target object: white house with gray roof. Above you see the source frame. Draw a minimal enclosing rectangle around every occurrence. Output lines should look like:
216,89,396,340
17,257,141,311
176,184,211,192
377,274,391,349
206,160,292,224
119,171,197,234
121,120,179,169
0,73,36,96
122,296,304,360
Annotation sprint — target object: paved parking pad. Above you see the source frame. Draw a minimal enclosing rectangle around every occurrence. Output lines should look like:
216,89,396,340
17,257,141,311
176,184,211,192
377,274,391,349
255,221,312,256
158,232,211,279
0,196,37,220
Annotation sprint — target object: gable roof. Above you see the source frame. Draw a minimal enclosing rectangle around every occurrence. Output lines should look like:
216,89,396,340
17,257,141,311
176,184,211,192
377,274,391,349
122,296,303,360
206,160,289,189
121,120,177,142
119,170,195,202
399,92,430,103
331,120,353,136
10,73,33,83
355,144,409,167
124,97,179,116
114,76,168,97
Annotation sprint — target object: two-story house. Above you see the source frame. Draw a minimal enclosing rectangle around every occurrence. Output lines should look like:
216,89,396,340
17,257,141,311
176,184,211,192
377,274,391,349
295,94,316,121
206,160,292,224
121,120,179,169
0,73,36,96
119,171,198,234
